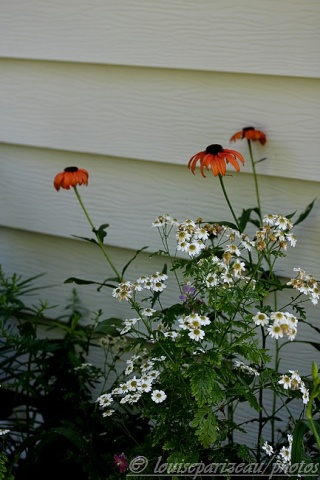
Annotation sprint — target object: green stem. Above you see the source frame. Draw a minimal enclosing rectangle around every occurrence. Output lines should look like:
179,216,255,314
306,381,320,452
218,174,241,231
257,326,266,460
73,186,122,282
247,140,262,223
269,339,281,447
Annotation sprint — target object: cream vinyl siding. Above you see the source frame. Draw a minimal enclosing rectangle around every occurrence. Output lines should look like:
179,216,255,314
0,0,319,435
1,0,320,78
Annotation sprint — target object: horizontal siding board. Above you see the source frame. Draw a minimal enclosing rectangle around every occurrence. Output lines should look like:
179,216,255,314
0,144,319,279
0,227,184,320
0,60,320,182
1,0,320,78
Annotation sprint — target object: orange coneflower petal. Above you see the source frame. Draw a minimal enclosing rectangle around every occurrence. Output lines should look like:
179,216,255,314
53,172,63,191
188,157,198,175
224,154,240,172
227,149,245,165
230,131,243,142
217,155,227,176
210,158,220,176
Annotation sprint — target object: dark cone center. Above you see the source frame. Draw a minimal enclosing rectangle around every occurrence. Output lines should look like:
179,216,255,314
205,144,223,155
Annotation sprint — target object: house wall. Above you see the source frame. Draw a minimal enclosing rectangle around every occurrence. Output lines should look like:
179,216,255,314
0,0,319,448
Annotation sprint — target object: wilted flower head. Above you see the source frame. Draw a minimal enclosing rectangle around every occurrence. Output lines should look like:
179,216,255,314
188,144,245,177
230,126,266,145
53,166,89,191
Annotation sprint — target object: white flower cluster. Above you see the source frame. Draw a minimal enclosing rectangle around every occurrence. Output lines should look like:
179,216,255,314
287,267,319,305
262,434,293,471
253,311,298,341
233,360,260,376
152,214,179,228
177,313,211,341
202,253,250,291
112,272,167,302
0,429,10,436
278,370,309,405
175,219,210,257
151,214,296,263
257,214,296,251
96,353,167,416
119,312,158,336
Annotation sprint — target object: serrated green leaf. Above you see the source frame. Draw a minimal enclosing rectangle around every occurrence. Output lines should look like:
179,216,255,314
191,407,218,448
190,367,224,407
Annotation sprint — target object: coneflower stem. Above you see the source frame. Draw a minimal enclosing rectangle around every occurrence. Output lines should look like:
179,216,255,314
218,175,241,231
248,140,263,223
73,186,122,282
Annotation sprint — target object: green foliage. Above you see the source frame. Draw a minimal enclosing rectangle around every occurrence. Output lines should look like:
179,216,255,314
0,267,148,479
190,407,219,448
0,452,14,480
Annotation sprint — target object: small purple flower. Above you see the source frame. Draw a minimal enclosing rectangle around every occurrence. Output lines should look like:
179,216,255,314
179,282,196,302
114,453,128,473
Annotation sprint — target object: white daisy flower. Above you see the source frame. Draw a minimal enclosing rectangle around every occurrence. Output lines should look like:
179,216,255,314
151,390,167,403
206,273,218,287
188,328,205,341
187,241,203,257
262,441,274,456
152,281,166,292
142,307,156,317
278,375,291,389
163,331,178,340
285,233,297,247
138,379,153,393
194,227,209,240
96,393,113,407
102,409,115,417
226,244,241,256
263,214,276,226
270,311,286,323
253,312,269,326
126,377,140,391
140,360,155,372
268,324,283,339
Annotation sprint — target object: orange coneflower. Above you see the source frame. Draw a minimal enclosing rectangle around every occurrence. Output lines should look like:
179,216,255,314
54,166,89,191
188,144,245,177
230,127,266,145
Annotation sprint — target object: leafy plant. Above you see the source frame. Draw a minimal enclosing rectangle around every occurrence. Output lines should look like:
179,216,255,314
0,267,148,479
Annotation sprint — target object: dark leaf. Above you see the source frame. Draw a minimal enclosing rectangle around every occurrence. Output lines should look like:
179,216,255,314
254,157,267,164
294,198,317,226
122,246,149,277
94,317,123,335
93,223,109,243
64,277,102,285
71,234,97,244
